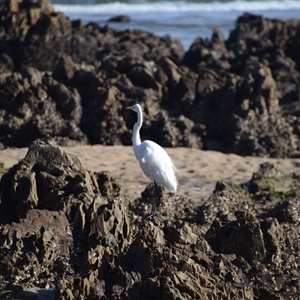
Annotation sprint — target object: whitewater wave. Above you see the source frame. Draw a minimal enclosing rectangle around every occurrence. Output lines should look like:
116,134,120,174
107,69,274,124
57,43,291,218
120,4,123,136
53,1,300,14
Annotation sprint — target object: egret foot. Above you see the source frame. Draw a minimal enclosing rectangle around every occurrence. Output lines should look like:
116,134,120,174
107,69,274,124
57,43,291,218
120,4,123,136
144,181,159,219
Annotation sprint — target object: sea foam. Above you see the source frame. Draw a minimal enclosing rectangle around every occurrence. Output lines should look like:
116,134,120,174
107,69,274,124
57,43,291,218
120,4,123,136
54,1,300,14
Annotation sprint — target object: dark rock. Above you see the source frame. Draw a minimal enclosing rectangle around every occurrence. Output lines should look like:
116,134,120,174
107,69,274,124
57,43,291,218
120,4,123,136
193,162,300,299
206,211,267,263
182,13,300,157
96,170,127,199
108,15,131,23
52,54,76,83
0,53,14,73
0,70,87,147
1,2,300,157
121,217,253,300
191,64,295,157
1,141,300,298
27,12,72,36
248,162,300,201
19,66,42,86
0,0,54,38
269,197,300,223
0,140,131,292
0,209,71,286
81,86,129,145
0,140,85,222
184,30,232,71
130,181,196,221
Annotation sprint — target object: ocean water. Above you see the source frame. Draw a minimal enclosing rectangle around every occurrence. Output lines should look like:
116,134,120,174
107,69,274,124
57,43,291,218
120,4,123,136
51,1,300,49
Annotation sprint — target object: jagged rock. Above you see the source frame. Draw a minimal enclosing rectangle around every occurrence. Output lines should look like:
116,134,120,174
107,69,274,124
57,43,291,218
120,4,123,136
1,141,300,298
0,53,14,73
183,28,233,71
0,140,86,221
0,140,132,292
122,217,253,300
130,181,196,220
52,54,76,83
0,0,54,38
206,211,267,263
19,66,42,86
0,209,71,286
96,170,127,199
248,162,300,201
269,197,300,223
0,69,87,147
191,63,295,156
1,1,300,157
196,185,251,232
27,11,72,36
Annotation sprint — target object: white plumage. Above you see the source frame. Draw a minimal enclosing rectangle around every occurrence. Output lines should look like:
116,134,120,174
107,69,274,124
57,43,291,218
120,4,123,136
134,140,177,192
127,103,178,217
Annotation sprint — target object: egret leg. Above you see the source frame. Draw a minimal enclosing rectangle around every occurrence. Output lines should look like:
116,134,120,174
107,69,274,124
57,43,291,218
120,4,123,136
144,181,159,219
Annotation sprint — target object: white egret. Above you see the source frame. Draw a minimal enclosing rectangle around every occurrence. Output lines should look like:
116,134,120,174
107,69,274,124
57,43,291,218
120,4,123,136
127,103,178,218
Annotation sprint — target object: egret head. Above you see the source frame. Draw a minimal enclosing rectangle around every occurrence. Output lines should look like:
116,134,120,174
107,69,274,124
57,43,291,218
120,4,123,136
126,104,141,113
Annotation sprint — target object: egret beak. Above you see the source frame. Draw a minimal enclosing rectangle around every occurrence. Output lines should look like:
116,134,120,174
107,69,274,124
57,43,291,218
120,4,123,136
126,106,133,110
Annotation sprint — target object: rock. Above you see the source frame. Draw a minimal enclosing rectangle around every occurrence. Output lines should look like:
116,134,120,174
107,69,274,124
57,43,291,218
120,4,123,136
196,182,251,231
27,12,72,36
80,85,129,145
0,209,71,286
248,162,300,201
121,217,253,300
44,74,82,122
269,197,300,223
0,70,87,147
182,13,300,157
1,141,300,298
20,66,42,86
0,140,84,221
0,140,132,293
0,53,14,73
52,54,76,83
96,170,127,199
1,2,300,157
191,63,295,156
0,0,54,37
108,15,131,23
127,62,159,89
206,211,267,263
130,181,196,220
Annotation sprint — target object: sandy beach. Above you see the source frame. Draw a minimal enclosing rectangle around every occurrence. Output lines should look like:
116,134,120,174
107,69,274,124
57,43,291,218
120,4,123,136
1,145,299,203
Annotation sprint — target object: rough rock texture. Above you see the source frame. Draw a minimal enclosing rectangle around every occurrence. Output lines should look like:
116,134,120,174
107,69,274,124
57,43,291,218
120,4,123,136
0,209,71,286
0,141,131,295
1,2,300,296
1,1,300,157
1,141,300,299
0,66,87,148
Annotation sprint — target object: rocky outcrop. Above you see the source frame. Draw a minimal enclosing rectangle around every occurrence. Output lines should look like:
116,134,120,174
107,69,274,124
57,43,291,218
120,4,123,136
1,1,300,157
0,209,71,286
1,141,300,299
0,141,131,294
0,66,87,148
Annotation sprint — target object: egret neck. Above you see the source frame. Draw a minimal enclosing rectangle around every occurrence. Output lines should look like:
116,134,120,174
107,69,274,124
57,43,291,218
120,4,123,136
132,105,143,147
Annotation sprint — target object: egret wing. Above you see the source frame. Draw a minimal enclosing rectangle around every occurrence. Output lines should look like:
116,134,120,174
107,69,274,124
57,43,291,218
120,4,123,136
138,141,178,192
